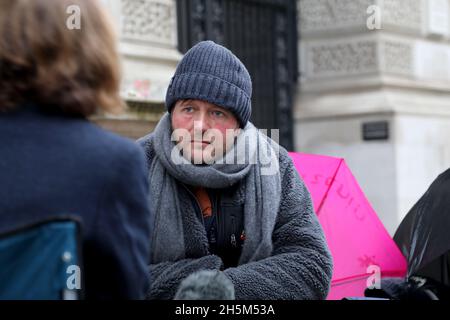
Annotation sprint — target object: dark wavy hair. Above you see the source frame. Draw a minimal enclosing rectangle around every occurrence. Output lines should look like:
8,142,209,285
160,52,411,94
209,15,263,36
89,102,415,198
0,0,124,116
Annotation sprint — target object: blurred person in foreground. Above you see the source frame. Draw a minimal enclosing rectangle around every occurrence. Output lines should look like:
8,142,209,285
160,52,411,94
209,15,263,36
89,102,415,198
138,41,333,300
0,0,152,299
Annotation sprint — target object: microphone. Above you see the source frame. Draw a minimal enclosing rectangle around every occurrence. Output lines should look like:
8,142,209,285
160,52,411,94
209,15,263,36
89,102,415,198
174,270,235,300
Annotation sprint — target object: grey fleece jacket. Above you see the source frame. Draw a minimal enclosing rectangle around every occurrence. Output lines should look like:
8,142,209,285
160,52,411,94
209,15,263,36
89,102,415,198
138,136,333,300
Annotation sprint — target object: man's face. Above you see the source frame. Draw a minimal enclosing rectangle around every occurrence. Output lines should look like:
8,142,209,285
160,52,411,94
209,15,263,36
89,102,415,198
171,99,240,164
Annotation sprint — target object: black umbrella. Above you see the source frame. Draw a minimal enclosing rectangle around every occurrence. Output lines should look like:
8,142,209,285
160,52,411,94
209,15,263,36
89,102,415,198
394,169,450,286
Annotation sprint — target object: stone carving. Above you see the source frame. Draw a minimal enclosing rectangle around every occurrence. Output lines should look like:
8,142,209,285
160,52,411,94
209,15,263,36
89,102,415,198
307,40,378,77
298,0,422,80
304,38,416,79
298,0,422,34
121,0,176,46
382,0,422,32
298,0,373,32
382,40,414,76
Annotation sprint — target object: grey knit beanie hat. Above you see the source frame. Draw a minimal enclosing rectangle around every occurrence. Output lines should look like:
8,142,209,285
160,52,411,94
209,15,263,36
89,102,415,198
165,41,252,127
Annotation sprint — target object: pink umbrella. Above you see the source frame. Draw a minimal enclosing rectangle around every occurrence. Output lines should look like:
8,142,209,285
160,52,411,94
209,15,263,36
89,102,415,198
289,152,407,300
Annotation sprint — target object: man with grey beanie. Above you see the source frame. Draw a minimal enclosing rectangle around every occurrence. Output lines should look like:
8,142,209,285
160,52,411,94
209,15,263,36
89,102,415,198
138,40,333,300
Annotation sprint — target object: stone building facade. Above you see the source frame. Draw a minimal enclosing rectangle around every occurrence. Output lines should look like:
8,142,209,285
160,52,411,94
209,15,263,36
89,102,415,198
95,0,182,138
297,0,450,234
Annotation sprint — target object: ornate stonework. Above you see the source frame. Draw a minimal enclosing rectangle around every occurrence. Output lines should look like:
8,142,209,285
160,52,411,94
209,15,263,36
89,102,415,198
305,39,378,78
298,0,437,84
382,0,422,33
120,0,176,46
298,0,423,35
298,0,373,32
382,40,414,76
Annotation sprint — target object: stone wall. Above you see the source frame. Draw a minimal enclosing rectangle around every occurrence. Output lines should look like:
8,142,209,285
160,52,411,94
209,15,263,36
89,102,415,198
296,0,450,234
98,0,181,139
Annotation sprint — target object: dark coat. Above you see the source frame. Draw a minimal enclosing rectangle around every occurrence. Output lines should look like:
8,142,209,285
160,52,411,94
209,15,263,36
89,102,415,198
0,104,153,300
184,183,246,269
138,134,333,300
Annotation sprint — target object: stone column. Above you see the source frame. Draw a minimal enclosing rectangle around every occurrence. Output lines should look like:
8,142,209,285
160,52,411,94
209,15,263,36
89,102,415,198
296,0,450,234
96,0,182,139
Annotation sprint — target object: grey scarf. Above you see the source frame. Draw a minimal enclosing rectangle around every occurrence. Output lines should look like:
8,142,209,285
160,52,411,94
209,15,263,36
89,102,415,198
149,113,281,265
